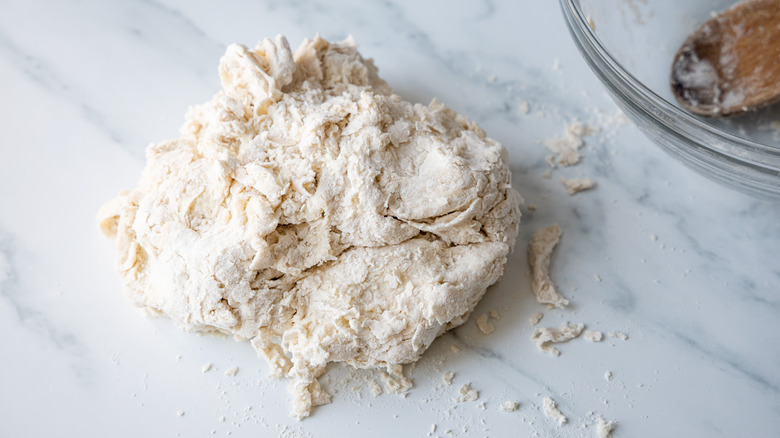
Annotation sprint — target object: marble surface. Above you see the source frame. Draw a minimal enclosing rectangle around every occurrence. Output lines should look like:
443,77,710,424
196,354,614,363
1,1,779,437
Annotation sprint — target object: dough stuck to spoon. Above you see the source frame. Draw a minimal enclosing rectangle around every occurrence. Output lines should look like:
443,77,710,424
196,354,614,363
671,0,780,116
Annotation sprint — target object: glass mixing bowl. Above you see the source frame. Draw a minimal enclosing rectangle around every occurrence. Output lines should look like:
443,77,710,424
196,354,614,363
560,0,780,198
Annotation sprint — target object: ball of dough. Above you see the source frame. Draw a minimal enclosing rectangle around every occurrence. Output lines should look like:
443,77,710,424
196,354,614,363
98,35,521,418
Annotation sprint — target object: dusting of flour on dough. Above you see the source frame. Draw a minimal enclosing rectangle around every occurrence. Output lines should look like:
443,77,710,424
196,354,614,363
97,35,521,419
531,321,584,356
542,396,567,425
528,224,568,308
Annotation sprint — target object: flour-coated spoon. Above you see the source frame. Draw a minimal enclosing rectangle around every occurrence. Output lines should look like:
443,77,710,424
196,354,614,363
671,0,780,116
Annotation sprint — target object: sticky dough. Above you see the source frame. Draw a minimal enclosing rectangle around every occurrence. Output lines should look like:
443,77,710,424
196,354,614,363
98,35,521,418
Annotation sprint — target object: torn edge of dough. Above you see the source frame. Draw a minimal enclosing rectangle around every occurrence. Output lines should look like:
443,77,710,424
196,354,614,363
528,224,569,309
560,176,595,195
456,383,479,402
531,321,584,356
596,416,616,437
529,312,544,326
584,330,603,342
476,313,496,335
542,396,567,425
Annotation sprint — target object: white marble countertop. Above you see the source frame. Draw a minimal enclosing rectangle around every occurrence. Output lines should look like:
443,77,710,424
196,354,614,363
2,1,779,437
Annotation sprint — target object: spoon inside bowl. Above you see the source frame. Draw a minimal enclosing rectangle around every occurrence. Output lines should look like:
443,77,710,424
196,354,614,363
670,0,780,117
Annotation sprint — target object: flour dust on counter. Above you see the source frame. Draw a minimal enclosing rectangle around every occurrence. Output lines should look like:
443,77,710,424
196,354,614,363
97,34,521,419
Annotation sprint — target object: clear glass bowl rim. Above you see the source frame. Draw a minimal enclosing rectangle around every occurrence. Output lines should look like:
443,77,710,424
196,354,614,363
560,0,780,164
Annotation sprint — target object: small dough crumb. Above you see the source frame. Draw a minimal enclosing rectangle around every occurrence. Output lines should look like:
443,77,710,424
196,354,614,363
532,321,585,356
202,363,213,373
443,371,456,385
518,101,530,114
457,384,479,402
489,309,501,320
528,204,537,211
529,312,544,326
176,410,185,417
544,119,599,166
224,366,239,377
528,224,569,309
542,396,567,425
609,331,629,340
370,380,383,397
604,371,613,381
594,274,602,282
584,330,603,342
560,176,595,195
500,401,520,412
450,345,461,353
476,313,496,335
596,416,616,437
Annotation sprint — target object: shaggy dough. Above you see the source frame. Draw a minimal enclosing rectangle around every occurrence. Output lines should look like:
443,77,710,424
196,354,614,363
98,35,521,418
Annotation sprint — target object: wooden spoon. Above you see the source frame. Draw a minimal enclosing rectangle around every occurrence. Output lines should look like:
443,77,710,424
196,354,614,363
670,0,780,117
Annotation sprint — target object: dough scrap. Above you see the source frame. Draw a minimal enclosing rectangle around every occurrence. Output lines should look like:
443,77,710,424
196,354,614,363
584,330,603,342
609,331,629,340
457,383,479,402
528,224,568,308
476,313,495,335
544,119,598,166
532,321,585,356
97,35,521,419
560,176,595,195
542,396,567,425
596,416,616,437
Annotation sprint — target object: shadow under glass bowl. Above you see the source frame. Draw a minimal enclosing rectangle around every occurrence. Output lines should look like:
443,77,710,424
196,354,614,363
560,0,780,199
